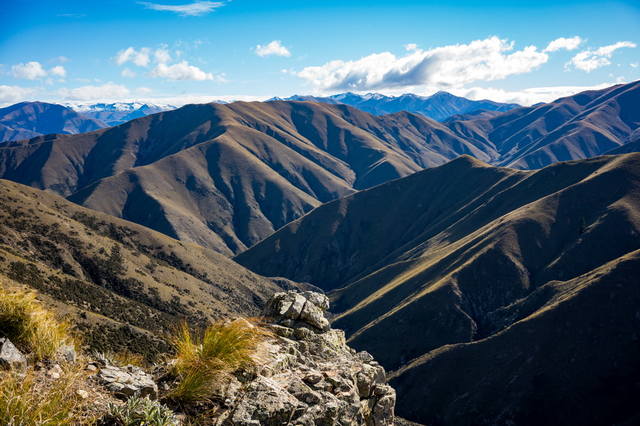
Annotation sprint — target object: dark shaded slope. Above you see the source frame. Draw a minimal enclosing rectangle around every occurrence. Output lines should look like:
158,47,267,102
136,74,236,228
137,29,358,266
391,251,640,426
236,153,640,423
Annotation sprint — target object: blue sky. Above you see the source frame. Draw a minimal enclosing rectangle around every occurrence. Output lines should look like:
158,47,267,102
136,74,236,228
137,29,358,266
1,0,639,106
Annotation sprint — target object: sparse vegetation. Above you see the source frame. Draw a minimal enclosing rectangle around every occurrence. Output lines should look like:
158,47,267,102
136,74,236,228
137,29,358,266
105,395,179,426
169,319,266,402
0,287,72,360
0,363,91,425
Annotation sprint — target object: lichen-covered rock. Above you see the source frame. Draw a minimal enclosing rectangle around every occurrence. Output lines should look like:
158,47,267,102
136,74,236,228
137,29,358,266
0,338,27,370
98,364,158,399
217,291,396,425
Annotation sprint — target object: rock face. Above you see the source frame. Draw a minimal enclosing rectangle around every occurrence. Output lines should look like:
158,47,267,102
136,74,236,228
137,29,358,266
98,364,158,399
0,338,27,370
216,291,396,425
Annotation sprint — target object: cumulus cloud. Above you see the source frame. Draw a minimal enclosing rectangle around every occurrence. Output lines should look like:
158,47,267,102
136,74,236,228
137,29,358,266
0,85,36,105
154,46,172,64
404,43,418,51
139,1,225,16
567,41,637,72
255,40,291,57
11,61,48,80
50,65,67,78
297,37,549,92
116,47,151,67
544,36,583,52
58,83,131,101
150,61,215,80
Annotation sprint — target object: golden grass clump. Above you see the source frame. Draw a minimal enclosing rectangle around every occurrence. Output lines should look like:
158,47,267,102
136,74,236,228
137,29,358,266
0,364,92,425
0,287,72,361
170,319,267,403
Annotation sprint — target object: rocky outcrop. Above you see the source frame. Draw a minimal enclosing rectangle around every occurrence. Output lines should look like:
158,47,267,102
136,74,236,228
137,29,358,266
214,291,396,425
98,363,158,399
0,338,27,370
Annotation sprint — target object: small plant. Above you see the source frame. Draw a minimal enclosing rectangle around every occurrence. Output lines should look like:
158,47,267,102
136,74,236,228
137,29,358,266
0,364,90,425
169,319,266,403
106,395,179,426
93,350,147,368
0,286,72,360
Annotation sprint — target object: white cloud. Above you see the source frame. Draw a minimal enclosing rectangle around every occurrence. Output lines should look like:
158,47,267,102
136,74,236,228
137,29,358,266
11,61,48,80
116,47,151,67
631,62,639,68
57,83,131,101
567,41,637,72
0,85,36,106
50,65,67,78
404,43,418,51
139,1,225,16
150,61,216,80
449,83,615,106
297,37,549,92
544,36,583,52
121,68,137,78
255,40,291,57
154,47,172,64
53,56,69,63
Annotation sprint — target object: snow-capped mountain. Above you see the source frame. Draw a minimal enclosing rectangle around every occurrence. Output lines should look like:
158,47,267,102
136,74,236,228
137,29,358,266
273,91,520,121
67,102,176,126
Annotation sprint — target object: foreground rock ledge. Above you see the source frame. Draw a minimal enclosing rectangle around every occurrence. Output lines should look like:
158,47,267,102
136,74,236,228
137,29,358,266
215,290,396,426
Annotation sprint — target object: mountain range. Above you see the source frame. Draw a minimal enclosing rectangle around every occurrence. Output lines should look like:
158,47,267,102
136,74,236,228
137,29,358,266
0,80,639,424
0,102,176,142
0,81,638,257
0,101,106,142
273,91,520,121
236,152,640,425
70,102,176,127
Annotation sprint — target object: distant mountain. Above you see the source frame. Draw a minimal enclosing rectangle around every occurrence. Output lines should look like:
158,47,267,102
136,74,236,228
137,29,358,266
273,91,520,121
0,101,486,255
70,102,176,126
236,152,640,425
0,101,106,142
0,177,288,359
444,80,640,168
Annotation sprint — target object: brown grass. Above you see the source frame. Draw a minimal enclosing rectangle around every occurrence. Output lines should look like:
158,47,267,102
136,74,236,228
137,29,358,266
0,287,72,361
169,319,267,403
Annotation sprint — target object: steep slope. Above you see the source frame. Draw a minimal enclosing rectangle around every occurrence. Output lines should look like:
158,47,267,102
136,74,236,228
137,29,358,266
391,251,640,425
446,80,640,168
0,101,486,255
278,91,519,121
0,102,106,142
236,153,640,424
0,178,286,359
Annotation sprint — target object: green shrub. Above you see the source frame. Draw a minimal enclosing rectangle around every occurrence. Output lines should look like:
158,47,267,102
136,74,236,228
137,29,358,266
106,395,179,426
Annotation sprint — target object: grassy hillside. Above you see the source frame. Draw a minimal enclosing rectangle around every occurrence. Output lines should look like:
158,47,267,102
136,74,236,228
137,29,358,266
0,178,284,359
